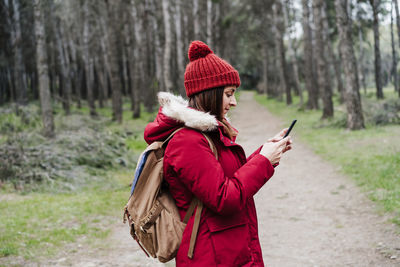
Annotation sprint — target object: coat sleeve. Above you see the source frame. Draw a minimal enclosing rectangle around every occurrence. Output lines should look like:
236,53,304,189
164,130,275,215
247,146,262,161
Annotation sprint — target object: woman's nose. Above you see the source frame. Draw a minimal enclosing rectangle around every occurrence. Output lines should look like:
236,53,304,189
230,96,237,106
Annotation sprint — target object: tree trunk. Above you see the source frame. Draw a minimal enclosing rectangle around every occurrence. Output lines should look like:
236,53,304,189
357,8,367,95
121,23,130,97
12,0,28,106
142,0,154,112
131,0,143,118
162,0,173,92
392,1,399,94
274,2,292,105
99,17,111,104
83,1,97,116
335,0,365,130
148,0,164,93
107,0,123,123
321,2,345,104
302,0,319,109
394,0,400,97
370,0,384,99
174,0,185,96
284,0,303,106
262,42,270,96
214,1,221,55
207,0,213,47
193,0,200,39
33,0,55,138
313,0,333,118
66,30,81,108
54,18,71,115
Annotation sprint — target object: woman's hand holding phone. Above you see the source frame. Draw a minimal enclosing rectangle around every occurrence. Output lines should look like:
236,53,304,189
267,128,293,153
260,137,289,165
260,120,296,164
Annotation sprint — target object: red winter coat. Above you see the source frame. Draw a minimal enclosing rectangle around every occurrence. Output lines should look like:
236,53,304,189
144,93,275,267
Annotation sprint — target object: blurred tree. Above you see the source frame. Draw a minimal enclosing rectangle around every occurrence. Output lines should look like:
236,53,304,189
174,0,185,96
391,1,399,94
302,0,319,109
162,0,173,93
336,0,365,129
274,1,292,104
284,0,303,106
369,0,384,98
33,0,54,137
11,0,28,106
106,0,123,123
313,0,334,118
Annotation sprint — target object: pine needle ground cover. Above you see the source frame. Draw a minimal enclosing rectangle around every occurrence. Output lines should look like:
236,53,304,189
0,102,152,262
254,88,400,227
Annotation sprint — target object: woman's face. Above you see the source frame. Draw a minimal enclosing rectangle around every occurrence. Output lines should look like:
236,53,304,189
222,86,237,116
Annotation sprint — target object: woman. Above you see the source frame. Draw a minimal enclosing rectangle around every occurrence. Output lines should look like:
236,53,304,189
144,41,292,266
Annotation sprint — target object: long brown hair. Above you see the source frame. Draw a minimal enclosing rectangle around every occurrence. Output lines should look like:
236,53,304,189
188,87,224,121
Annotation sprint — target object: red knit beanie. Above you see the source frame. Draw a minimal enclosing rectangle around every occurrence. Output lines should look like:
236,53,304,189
184,41,240,97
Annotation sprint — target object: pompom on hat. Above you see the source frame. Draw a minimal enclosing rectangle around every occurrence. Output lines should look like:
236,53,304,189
184,41,240,97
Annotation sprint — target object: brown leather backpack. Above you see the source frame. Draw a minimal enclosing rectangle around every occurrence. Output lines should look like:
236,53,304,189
123,128,217,263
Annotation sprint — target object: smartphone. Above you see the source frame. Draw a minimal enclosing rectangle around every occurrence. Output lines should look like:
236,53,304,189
283,119,297,138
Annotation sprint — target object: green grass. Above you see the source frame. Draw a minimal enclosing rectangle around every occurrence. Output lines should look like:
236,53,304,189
0,170,132,260
254,88,400,225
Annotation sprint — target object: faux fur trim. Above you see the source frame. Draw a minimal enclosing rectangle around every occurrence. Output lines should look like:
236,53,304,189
157,92,219,131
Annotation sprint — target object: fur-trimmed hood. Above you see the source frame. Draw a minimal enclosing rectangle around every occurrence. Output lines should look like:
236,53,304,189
144,92,220,144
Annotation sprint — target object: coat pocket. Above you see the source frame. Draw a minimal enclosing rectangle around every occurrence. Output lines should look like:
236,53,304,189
206,214,251,266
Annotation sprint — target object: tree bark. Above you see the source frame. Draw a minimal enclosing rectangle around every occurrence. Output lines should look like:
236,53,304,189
313,0,333,118
262,42,270,96
12,0,28,106
162,0,173,92
131,0,143,118
394,0,400,97
370,0,384,99
193,0,200,39
174,0,185,96
83,1,97,116
149,0,164,93
335,0,365,130
53,18,71,115
207,0,213,47
284,0,303,106
301,0,319,109
106,0,123,123
214,1,221,55
274,1,292,105
321,2,345,104
33,0,55,137
392,1,399,94
99,17,111,104
142,0,154,112
357,7,367,95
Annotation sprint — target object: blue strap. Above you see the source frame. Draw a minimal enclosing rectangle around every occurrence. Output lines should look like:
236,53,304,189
130,151,150,196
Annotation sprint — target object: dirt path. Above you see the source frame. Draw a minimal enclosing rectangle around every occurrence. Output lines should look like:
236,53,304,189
43,91,399,266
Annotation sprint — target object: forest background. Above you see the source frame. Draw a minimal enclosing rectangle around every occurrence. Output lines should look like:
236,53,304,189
0,0,400,264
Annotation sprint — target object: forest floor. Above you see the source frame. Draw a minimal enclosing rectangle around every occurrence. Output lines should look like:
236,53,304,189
5,91,400,267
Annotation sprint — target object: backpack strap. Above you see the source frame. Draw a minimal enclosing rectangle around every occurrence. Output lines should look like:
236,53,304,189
185,133,217,259
162,127,217,259
161,127,185,147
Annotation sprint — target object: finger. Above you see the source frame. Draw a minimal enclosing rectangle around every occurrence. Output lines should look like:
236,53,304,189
279,128,288,137
283,146,292,153
279,136,289,145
